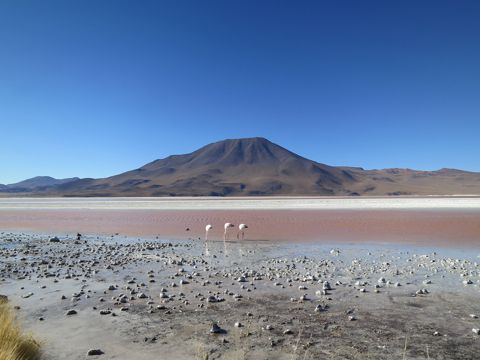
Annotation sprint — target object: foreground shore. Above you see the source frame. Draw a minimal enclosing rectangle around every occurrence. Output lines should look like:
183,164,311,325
1,232,480,359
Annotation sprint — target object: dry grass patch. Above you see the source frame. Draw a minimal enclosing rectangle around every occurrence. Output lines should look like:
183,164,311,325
0,301,41,360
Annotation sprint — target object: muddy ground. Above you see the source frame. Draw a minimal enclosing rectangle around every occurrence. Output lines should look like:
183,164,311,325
1,232,480,359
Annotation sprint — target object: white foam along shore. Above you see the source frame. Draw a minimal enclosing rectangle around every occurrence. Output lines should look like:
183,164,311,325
0,196,480,210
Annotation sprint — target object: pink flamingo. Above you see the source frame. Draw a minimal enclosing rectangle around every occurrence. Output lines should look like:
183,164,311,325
237,223,248,240
224,222,235,241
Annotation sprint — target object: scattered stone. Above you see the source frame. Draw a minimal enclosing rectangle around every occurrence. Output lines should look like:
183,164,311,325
210,323,225,334
87,349,104,356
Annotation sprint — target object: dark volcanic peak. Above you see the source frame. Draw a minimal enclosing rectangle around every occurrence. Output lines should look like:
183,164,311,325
188,137,286,166
1,137,480,197
145,137,303,169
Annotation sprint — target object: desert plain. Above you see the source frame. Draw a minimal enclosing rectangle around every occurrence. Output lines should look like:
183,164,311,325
1,197,480,359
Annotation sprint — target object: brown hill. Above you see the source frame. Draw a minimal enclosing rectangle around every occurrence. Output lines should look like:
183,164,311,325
3,137,480,196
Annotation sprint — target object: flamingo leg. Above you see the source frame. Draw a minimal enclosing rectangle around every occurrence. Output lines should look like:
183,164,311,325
223,234,228,256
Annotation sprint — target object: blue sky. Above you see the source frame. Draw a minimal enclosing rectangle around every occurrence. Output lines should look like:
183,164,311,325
1,1,479,184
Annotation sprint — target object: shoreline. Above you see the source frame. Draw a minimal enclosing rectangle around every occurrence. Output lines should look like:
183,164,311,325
1,196,480,210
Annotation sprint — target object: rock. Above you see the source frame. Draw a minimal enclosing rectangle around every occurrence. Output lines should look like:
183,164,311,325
283,329,293,335
66,309,77,316
234,322,242,327
99,310,111,315
207,295,223,303
49,237,60,243
210,323,225,334
416,288,429,295
87,349,104,356
322,281,331,290
330,249,340,256
0,294,8,304
472,328,480,335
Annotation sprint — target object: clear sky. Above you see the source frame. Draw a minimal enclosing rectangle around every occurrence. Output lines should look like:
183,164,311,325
1,1,479,184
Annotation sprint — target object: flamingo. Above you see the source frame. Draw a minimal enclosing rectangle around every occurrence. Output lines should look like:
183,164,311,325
205,224,213,242
237,223,248,240
223,222,235,241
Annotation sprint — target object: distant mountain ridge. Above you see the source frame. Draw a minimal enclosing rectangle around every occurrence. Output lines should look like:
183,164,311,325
1,137,480,196
0,176,79,193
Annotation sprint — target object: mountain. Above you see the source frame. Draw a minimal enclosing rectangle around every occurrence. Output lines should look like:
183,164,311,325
0,176,79,193
1,138,480,196
56,137,359,196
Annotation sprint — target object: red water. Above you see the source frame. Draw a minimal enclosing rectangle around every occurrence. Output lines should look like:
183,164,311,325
1,209,479,247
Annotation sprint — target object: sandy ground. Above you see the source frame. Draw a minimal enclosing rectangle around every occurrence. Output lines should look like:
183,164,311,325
1,198,480,359
1,234,480,359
